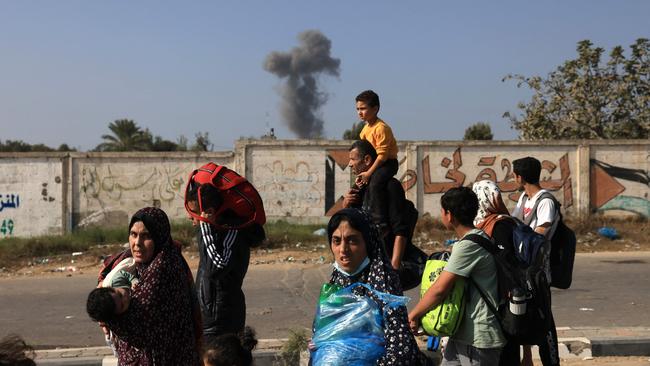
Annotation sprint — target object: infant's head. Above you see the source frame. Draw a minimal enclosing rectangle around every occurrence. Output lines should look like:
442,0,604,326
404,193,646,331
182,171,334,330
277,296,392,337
86,287,131,322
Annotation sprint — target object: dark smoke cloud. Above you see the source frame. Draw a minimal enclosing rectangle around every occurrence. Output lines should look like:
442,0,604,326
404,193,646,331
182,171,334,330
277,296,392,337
264,30,341,139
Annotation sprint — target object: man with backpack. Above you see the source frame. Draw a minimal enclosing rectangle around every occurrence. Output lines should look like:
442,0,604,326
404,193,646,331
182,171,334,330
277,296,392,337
512,157,561,366
408,187,505,365
186,180,266,344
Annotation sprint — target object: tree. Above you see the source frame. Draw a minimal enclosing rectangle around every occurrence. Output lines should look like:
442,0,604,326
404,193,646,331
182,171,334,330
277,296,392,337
342,121,364,140
503,38,649,140
141,128,178,151
0,140,55,152
191,132,212,151
57,144,76,152
176,135,189,151
95,119,150,151
464,122,493,140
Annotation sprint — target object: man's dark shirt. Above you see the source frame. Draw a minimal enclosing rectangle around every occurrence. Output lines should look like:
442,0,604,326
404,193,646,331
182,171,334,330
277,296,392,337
356,177,418,257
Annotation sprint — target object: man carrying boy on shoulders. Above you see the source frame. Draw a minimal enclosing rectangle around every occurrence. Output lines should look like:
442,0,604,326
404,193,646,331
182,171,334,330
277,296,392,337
343,140,425,284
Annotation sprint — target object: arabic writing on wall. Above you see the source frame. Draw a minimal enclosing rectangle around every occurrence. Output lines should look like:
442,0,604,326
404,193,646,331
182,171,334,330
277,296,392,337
0,194,20,212
401,148,573,206
80,166,186,206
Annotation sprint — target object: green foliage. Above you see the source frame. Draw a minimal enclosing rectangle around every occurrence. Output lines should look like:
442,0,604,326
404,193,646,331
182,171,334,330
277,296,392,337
463,122,493,140
0,220,329,269
176,135,189,151
95,120,183,152
0,140,75,152
57,144,76,152
0,140,55,152
504,38,650,140
0,226,127,269
95,119,152,151
274,328,309,366
342,121,365,140
191,131,212,151
263,220,326,248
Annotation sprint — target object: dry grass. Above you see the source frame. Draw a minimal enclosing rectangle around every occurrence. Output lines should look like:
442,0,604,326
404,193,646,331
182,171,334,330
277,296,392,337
411,214,650,253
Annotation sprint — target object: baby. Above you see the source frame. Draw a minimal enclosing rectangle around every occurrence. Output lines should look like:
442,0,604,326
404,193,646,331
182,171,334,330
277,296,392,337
86,257,138,355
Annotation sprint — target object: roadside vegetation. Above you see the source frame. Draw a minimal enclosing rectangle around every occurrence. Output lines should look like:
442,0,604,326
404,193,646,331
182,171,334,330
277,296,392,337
0,220,327,270
0,216,647,272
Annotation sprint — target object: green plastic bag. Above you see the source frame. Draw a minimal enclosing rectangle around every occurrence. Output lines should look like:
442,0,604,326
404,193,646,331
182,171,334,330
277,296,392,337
419,251,466,336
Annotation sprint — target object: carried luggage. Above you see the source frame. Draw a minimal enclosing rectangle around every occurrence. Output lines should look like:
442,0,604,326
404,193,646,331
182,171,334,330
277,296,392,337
419,251,467,336
523,192,576,289
184,162,266,230
466,232,553,344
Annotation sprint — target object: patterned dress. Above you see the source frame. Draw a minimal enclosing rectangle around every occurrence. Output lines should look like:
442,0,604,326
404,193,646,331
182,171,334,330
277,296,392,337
106,207,201,366
325,208,429,366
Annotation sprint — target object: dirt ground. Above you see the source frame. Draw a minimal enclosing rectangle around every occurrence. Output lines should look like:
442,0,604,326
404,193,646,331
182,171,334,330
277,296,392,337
1,217,648,278
560,357,650,365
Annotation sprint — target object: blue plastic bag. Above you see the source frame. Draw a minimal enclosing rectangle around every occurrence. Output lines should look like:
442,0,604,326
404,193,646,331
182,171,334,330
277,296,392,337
597,227,618,239
310,283,409,366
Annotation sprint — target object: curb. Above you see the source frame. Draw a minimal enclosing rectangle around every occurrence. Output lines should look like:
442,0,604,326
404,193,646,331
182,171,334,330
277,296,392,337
35,330,650,365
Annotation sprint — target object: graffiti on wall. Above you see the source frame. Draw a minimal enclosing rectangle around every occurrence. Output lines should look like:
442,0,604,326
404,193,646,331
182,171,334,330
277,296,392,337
323,147,575,215
257,160,323,217
0,194,20,236
404,147,573,205
590,159,650,217
325,149,350,215
0,194,20,212
80,165,186,207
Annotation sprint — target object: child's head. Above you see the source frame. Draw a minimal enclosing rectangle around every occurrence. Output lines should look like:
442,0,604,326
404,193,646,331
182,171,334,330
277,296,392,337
86,287,131,322
186,183,224,225
0,334,36,366
440,187,479,228
355,90,380,123
203,326,258,366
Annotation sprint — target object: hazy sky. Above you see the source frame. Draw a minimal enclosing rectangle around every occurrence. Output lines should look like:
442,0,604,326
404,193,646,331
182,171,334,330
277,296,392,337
1,1,648,151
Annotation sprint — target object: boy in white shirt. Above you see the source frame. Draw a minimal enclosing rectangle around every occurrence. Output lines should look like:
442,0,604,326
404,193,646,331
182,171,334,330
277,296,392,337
511,156,560,366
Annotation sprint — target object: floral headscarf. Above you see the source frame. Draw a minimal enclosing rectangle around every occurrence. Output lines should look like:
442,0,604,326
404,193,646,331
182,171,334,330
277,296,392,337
472,180,510,236
325,208,426,366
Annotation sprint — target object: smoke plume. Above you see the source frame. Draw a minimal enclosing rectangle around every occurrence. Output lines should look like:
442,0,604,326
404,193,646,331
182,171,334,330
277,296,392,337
264,30,341,138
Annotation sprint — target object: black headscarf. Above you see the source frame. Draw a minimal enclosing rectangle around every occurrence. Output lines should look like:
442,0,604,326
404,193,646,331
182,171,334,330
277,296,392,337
325,208,425,365
108,207,202,365
327,208,400,294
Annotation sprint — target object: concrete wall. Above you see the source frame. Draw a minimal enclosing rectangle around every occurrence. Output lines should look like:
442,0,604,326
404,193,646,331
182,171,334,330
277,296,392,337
0,139,648,237
0,154,66,237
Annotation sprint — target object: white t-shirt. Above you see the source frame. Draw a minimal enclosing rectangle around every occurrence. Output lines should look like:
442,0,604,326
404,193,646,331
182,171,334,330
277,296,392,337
512,189,559,239
513,189,559,282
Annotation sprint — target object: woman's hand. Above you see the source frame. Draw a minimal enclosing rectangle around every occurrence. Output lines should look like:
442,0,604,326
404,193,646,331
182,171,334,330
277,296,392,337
407,312,422,335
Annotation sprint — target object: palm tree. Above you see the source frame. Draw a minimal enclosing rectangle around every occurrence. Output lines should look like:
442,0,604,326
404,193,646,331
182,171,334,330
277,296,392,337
96,119,150,151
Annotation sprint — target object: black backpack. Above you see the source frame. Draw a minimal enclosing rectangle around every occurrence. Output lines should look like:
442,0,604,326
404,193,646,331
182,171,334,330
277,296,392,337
522,192,576,289
466,231,553,344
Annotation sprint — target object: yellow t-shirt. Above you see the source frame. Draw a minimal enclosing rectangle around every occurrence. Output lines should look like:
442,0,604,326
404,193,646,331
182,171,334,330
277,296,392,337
359,119,398,159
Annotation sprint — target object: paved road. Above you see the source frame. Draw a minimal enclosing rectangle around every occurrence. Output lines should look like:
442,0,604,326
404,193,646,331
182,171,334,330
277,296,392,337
1,251,648,348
